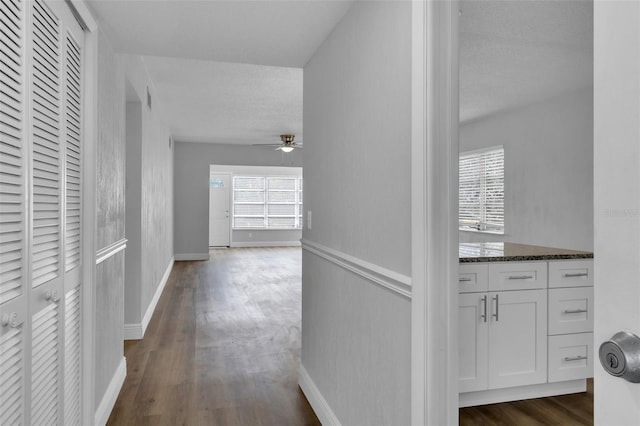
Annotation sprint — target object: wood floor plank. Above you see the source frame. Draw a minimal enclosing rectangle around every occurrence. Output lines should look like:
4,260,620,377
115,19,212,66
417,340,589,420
107,247,319,425
460,379,593,426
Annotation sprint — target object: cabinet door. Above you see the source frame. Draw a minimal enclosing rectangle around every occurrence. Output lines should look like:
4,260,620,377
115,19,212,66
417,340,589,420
488,289,547,389
459,293,489,392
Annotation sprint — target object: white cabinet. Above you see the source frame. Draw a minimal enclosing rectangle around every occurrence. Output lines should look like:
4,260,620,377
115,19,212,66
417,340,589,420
547,260,594,383
459,293,488,392
459,258,593,406
458,284,547,393
487,289,547,389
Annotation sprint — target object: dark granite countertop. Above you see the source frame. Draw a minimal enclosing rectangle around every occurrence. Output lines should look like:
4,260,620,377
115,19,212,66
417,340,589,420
459,242,593,263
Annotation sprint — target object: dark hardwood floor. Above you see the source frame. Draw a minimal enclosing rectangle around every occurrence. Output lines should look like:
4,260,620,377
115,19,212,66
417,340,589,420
107,247,320,426
106,246,593,426
460,379,593,426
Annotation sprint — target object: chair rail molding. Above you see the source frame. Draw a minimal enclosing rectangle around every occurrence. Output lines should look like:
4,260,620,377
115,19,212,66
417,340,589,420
300,239,412,299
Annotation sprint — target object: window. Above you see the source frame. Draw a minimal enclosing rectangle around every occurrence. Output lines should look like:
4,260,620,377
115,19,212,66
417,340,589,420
459,146,504,233
233,176,303,229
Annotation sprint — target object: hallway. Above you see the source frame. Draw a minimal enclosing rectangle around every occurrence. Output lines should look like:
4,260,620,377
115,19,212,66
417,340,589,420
107,247,319,425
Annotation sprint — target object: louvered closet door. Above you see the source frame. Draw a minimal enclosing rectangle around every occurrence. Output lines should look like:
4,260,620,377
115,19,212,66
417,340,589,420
0,0,28,424
28,0,85,424
61,8,84,426
29,0,64,423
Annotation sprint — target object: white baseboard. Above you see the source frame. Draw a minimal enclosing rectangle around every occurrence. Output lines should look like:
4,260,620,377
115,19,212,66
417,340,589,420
230,241,302,248
123,323,142,340
94,356,126,426
124,257,174,340
459,379,587,407
299,364,341,426
175,253,209,261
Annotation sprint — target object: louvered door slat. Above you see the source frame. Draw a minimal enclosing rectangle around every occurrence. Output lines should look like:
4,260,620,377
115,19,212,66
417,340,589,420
65,32,81,272
64,286,81,425
31,0,61,290
0,0,24,306
0,327,24,425
31,302,59,424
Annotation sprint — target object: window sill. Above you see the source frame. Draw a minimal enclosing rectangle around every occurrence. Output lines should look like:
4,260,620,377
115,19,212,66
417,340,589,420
232,228,303,231
459,228,504,236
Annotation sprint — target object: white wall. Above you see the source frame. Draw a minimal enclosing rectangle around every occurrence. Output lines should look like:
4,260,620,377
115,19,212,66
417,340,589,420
459,89,594,251
174,142,302,259
594,2,640,423
94,29,126,411
123,55,175,338
301,1,412,424
210,164,302,247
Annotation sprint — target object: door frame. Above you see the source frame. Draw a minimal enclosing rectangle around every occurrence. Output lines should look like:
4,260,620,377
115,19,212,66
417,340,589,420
208,171,232,247
70,1,98,425
410,0,459,424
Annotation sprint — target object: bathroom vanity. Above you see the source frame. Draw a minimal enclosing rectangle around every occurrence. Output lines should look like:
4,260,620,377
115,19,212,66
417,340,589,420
458,242,594,407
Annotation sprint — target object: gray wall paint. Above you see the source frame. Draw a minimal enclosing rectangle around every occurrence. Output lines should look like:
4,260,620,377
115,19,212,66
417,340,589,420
459,89,594,251
302,254,411,425
175,142,302,256
96,34,125,250
94,31,126,407
125,101,142,324
123,55,175,328
302,1,411,424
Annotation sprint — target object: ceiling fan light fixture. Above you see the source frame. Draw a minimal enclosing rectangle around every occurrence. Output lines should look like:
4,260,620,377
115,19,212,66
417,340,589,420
280,146,294,153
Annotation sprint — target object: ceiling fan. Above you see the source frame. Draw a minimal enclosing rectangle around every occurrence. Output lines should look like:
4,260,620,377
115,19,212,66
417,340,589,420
253,134,303,152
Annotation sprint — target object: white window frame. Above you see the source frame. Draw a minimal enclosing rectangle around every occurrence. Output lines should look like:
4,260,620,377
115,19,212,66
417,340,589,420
232,176,303,230
459,145,504,234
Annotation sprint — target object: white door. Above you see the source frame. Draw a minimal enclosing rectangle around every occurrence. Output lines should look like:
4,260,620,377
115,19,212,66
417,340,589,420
0,0,84,424
594,1,640,423
487,289,547,389
209,173,230,247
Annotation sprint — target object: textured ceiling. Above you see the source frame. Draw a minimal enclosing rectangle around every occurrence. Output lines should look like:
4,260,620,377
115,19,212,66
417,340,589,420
143,56,303,144
460,0,594,123
87,0,354,68
88,0,594,143
87,0,354,144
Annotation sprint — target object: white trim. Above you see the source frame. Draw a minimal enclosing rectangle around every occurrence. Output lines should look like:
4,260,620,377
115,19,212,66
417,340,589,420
123,257,174,340
411,1,459,425
301,239,412,299
69,0,98,31
123,323,143,341
175,253,210,261
95,238,128,264
81,22,98,426
230,241,302,248
459,380,587,408
298,364,341,426
94,356,126,426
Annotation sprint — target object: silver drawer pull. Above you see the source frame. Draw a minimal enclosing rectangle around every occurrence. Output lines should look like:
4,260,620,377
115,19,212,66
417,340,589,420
563,272,588,278
564,355,587,362
459,277,472,282
508,275,534,280
564,309,588,314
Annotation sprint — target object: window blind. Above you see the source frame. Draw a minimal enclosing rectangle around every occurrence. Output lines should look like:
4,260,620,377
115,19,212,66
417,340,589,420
233,176,303,230
459,146,504,233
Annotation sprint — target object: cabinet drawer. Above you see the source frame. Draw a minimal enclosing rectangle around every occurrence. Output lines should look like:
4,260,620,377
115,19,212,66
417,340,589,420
549,287,594,335
549,260,594,288
488,262,547,291
548,333,594,382
459,264,488,293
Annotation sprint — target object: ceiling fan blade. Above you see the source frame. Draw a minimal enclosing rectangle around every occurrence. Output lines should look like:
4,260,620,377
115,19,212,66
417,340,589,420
252,143,283,147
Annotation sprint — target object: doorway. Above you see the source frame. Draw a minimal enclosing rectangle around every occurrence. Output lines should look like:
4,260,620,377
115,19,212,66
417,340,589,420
209,173,231,247
457,0,594,423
